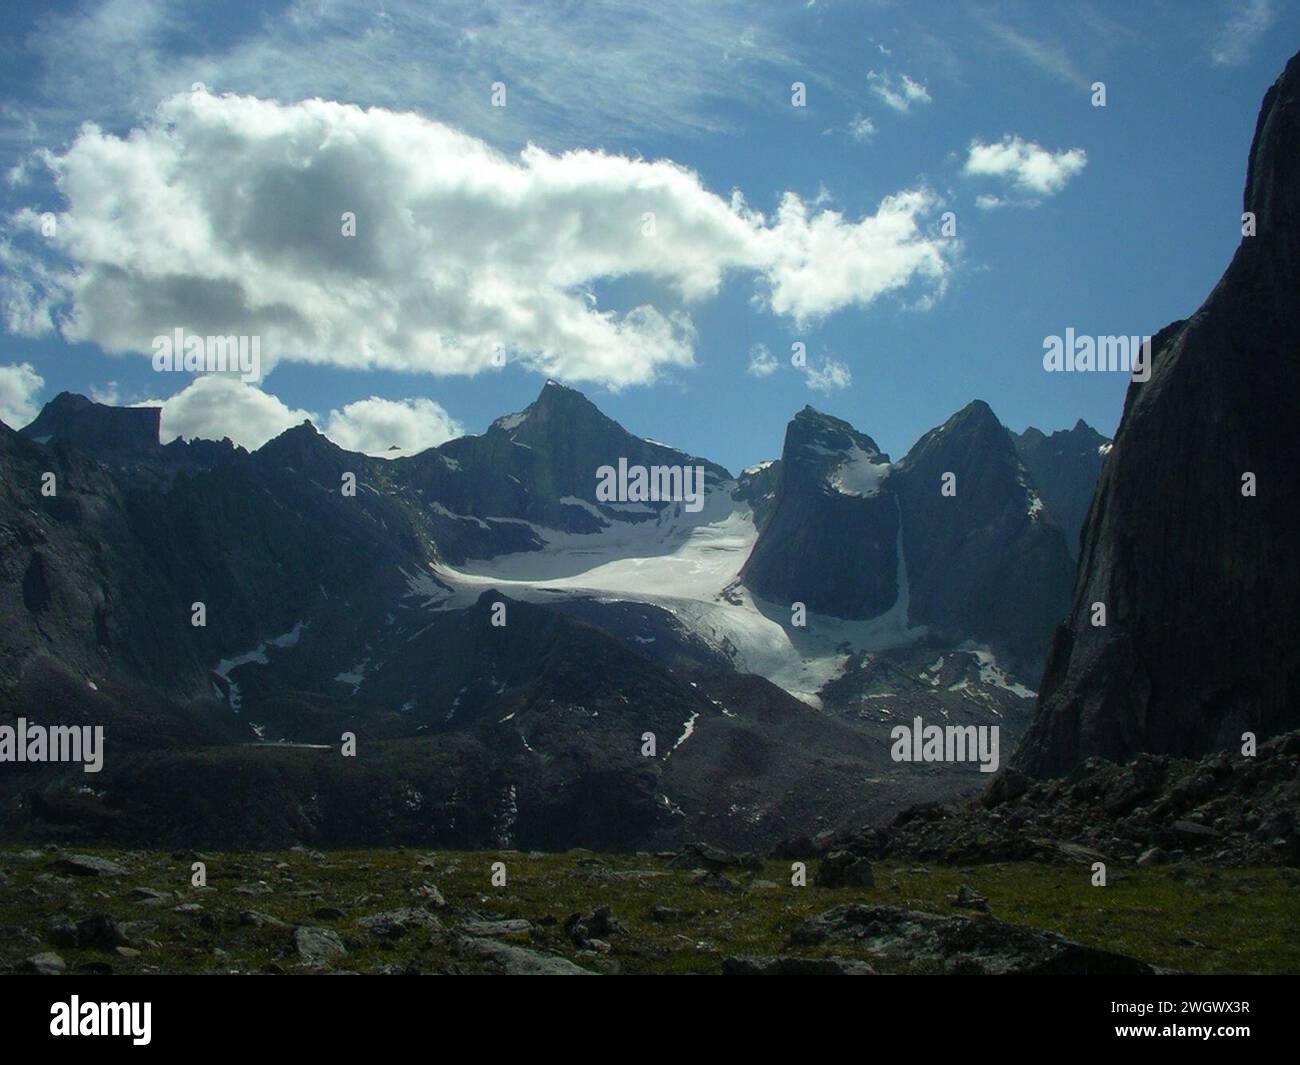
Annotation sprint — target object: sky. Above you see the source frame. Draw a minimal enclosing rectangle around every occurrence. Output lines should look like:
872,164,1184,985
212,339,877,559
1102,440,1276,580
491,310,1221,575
0,0,1295,473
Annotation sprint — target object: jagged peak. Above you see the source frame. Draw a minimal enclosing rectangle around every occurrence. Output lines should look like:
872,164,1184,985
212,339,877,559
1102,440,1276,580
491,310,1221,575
255,418,343,458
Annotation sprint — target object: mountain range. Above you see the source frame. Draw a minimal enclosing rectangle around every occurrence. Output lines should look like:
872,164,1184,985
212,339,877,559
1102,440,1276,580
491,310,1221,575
6,49,1299,853
1,371,1100,849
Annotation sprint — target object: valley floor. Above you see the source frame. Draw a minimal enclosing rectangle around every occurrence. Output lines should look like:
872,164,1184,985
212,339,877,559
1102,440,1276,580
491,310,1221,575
1,846,1295,975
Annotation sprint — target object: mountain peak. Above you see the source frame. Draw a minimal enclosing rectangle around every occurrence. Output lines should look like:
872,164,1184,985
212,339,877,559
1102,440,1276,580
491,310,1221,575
786,406,887,463
20,391,159,453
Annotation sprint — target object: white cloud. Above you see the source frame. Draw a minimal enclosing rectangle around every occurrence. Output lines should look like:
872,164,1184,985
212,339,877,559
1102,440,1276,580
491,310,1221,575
801,356,851,393
848,115,876,142
963,136,1086,199
1211,0,1277,66
136,374,460,455
89,381,120,405
747,343,779,377
868,71,932,113
758,188,950,324
0,361,45,428
138,375,312,450
321,396,463,457
11,91,954,387
975,194,1006,211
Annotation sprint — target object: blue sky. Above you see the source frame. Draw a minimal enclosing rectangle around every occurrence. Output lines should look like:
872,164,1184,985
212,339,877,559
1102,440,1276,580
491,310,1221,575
0,1,1294,472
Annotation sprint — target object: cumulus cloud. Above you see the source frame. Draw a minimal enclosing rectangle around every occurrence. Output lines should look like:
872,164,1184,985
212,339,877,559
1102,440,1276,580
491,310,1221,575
138,375,313,450
9,90,954,388
758,188,950,324
868,71,931,113
1211,0,1276,66
963,136,1086,200
747,343,779,377
320,396,463,457
136,374,460,455
0,361,45,428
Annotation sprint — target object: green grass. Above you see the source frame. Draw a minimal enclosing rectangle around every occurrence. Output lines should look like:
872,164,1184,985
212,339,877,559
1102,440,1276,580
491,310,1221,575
1,847,1295,974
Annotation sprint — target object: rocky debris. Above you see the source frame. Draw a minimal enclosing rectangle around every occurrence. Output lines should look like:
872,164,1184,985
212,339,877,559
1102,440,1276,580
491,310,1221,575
45,913,131,951
1137,848,1169,867
690,870,743,894
294,926,347,966
459,916,532,938
668,843,762,873
52,854,128,877
564,907,626,948
414,883,446,908
356,907,441,939
815,851,875,889
721,955,875,976
951,885,989,912
649,906,687,923
238,910,288,929
455,936,596,976
813,734,1300,867
76,914,131,950
792,905,1158,975
44,914,79,947
24,951,66,975
128,887,172,904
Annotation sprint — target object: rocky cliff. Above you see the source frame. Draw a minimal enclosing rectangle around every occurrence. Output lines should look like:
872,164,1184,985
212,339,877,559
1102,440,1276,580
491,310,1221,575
1016,52,1300,776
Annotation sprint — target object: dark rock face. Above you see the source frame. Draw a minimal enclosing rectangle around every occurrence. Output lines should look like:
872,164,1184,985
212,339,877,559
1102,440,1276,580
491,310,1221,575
892,401,1076,675
741,400,1077,675
402,379,731,564
19,392,160,456
1014,420,1110,559
741,407,899,619
1016,53,1300,777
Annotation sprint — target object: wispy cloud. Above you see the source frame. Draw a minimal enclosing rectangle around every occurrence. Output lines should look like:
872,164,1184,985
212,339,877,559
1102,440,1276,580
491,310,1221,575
868,70,932,113
1211,0,1277,66
7,0,800,164
801,356,852,393
747,343,779,377
979,19,1089,88
848,115,877,141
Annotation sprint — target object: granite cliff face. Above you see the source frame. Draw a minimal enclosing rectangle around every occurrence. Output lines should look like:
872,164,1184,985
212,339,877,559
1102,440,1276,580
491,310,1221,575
19,392,161,457
1014,421,1110,559
892,401,1075,675
743,400,1078,676
740,407,899,620
1016,52,1300,776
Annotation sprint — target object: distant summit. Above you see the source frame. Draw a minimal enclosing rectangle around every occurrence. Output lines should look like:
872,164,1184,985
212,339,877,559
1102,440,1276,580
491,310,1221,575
20,392,160,456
